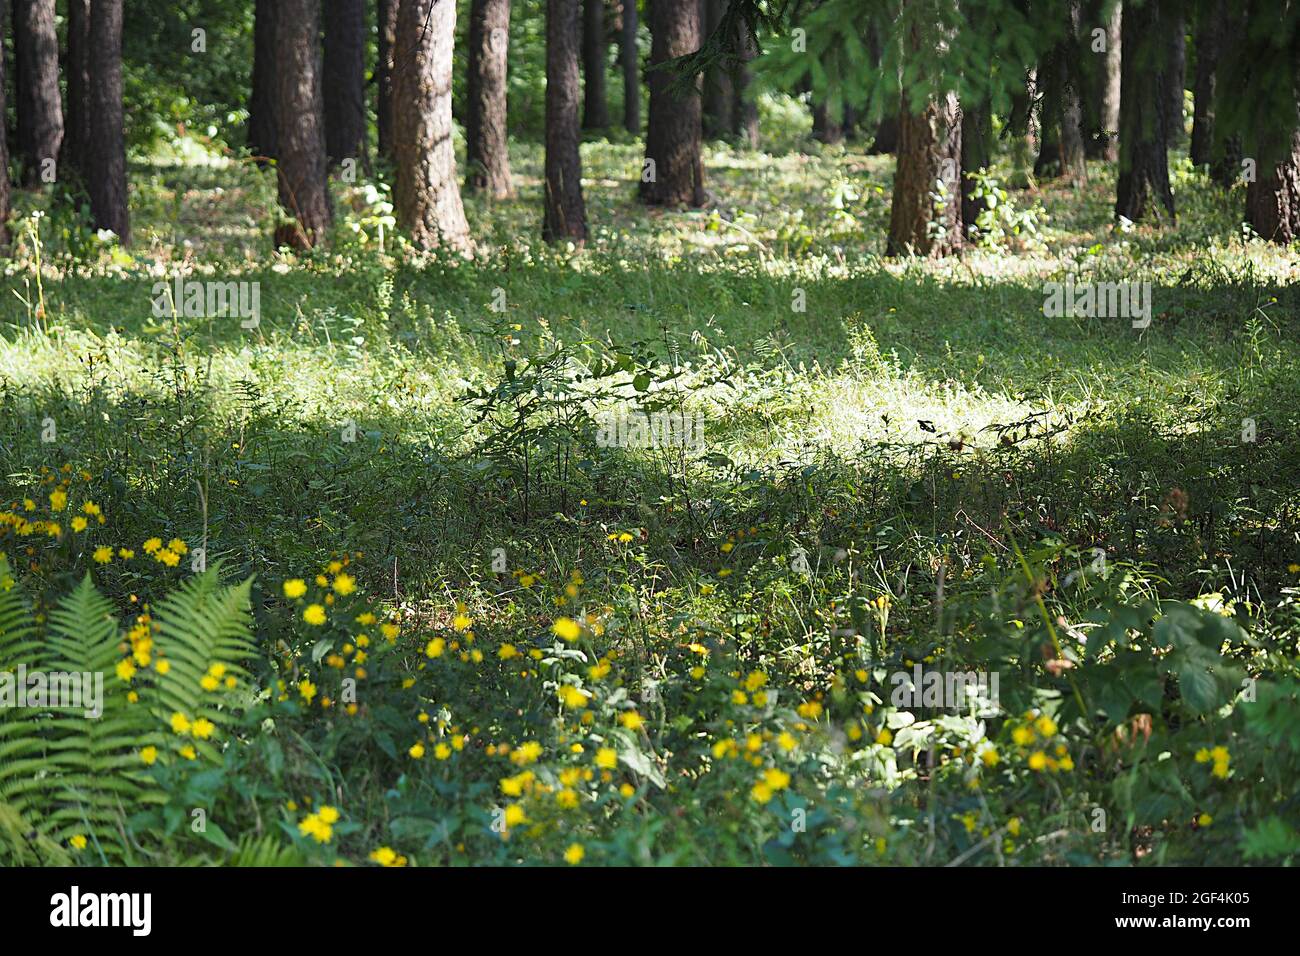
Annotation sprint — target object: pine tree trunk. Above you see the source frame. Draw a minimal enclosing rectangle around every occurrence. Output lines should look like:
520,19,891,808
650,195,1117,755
870,113,899,154
887,89,963,257
1100,3,1121,161
733,13,759,147
1190,0,1222,168
866,23,896,154
87,0,129,244
1115,0,1175,223
1246,124,1300,244
1059,82,1088,186
1209,3,1241,187
1035,54,1061,177
467,0,515,197
1035,4,1087,188
324,0,367,167
61,0,90,176
378,0,400,160
1164,12,1185,146
1085,1,1121,161
274,0,333,249
544,0,588,241
641,0,705,206
812,99,844,145
701,0,732,139
1006,79,1038,186
843,102,859,140
394,0,471,250
14,0,63,186
582,0,609,128
248,0,277,161
1057,0,1087,184
0,1,12,249
961,102,991,234
621,0,639,134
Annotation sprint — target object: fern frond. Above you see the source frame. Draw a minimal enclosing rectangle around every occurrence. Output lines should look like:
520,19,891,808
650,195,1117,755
33,574,158,851
151,569,256,758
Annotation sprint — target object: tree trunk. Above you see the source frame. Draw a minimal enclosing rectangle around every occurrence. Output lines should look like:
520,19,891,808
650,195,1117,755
1190,0,1222,168
1058,80,1088,187
1209,2,1241,187
0,0,12,248
1246,124,1300,244
866,24,897,154
248,0,277,161
843,102,859,140
544,0,588,241
701,0,732,138
961,101,991,234
14,0,63,186
324,0,367,167
621,0,639,134
1039,3,1088,188
887,89,962,257
394,0,471,250
812,99,844,145
582,0,609,128
1115,0,1175,223
1005,75,1038,186
378,0,400,159
467,0,514,197
1084,1,1121,161
732,13,759,147
870,113,899,154
1035,53,1061,177
1164,11,1185,146
274,0,333,249
1099,2,1121,161
641,0,705,206
61,0,90,176
87,0,129,244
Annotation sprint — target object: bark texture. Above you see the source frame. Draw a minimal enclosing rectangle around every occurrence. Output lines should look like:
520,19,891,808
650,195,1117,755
582,0,610,128
640,0,705,206
1190,0,1222,167
0,0,12,248
14,0,63,185
324,0,367,166
544,0,588,241
378,0,400,159
621,0,639,134
886,89,963,257
1246,126,1300,244
87,0,130,244
733,13,759,147
1115,0,1175,222
248,0,278,161
274,0,333,249
394,0,472,250
467,0,514,197
61,0,91,175
961,101,991,233
701,0,732,138
1099,1,1121,161
1164,10,1185,145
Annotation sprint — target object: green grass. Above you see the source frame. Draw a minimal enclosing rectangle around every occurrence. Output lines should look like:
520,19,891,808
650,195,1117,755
1,134,1299,866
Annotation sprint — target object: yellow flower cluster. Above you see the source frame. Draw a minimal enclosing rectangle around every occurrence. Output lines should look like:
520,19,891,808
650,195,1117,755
1009,712,1074,773
369,846,407,867
298,805,340,843
142,536,187,567
1195,745,1231,779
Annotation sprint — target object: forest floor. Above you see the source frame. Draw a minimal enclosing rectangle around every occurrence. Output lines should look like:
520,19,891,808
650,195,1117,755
1,136,1298,865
